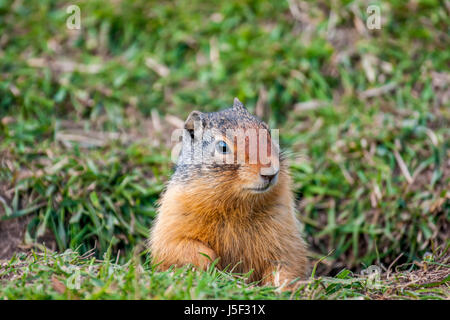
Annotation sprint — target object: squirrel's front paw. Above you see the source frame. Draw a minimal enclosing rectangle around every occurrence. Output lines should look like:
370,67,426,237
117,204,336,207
192,242,218,270
151,238,218,271
261,266,302,291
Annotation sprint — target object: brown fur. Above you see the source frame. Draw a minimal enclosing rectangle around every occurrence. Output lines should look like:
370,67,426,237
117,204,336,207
149,99,308,287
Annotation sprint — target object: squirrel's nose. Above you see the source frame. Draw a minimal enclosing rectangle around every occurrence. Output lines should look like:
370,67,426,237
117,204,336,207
260,171,279,184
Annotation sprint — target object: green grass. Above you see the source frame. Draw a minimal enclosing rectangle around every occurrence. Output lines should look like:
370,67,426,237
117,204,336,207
1,245,448,300
0,0,449,299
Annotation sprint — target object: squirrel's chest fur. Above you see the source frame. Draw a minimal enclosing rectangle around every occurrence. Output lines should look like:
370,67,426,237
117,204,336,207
152,175,304,278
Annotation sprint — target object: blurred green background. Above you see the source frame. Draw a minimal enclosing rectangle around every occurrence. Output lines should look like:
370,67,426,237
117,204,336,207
0,0,448,275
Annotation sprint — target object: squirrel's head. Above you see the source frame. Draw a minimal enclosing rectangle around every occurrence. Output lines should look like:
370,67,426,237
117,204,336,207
173,98,284,201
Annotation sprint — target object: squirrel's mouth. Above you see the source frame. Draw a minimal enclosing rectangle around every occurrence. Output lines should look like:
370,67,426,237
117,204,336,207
245,183,272,193
244,172,279,194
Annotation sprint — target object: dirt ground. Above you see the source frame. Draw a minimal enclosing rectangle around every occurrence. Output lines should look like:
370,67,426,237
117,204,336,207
0,179,55,260
0,178,28,259
0,216,31,259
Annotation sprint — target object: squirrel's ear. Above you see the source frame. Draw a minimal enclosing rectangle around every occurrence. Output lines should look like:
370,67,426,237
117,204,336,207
184,110,205,138
233,97,246,111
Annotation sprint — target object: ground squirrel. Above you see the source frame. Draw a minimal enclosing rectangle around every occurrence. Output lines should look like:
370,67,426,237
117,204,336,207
149,98,308,286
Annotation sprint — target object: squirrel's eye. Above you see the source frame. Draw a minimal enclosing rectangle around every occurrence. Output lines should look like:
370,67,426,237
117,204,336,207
216,140,230,154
